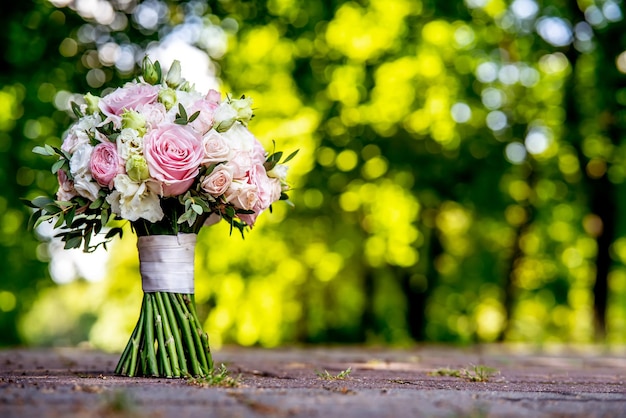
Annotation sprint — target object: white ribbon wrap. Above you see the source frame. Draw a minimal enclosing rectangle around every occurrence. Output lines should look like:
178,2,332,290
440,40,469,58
137,234,197,293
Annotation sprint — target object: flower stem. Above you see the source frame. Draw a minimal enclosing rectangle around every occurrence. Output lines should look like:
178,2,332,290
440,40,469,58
144,293,159,376
127,297,146,377
153,295,172,378
162,292,188,375
170,293,202,376
155,292,181,377
183,294,211,374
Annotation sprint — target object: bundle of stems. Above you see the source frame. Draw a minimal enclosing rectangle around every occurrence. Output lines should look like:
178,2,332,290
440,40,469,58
115,292,213,378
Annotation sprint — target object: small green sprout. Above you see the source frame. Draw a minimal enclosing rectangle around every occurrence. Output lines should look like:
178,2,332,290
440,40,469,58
186,364,241,388
429,364,499,382
316,367,352,380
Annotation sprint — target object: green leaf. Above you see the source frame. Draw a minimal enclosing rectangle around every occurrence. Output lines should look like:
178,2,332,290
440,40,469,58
89,197,104,210
34,214,55,228
154,60,163,83
267,151,283,164
105,227,123,240
42,203,62,214
31,196,54,208
64,236,84,250
54,212,65,228
191,204,203,215
282,149,299,164
174,117,187,125
178,103,188,120
51,159,66,174
65,206,76,226
188,110,200,123
21,198,39,209
32,145,55,156
101,208,109,226
27,209,42,230
71,101,84,118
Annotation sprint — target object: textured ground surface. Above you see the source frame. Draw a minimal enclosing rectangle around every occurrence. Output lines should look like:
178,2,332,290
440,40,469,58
1,345,625,417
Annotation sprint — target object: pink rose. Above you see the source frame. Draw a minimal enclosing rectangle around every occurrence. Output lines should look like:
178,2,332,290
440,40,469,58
143,123,204,196
228,151,254,179
248,163,281,210
206,89,222,103
99,83,160,127
251,138,267,165
139,102,167,129
237,165,282,227
200,164,233,197
238,211,258,227
201,131,231,165
189,99,219,134
90,141,123,188
224,181,258,211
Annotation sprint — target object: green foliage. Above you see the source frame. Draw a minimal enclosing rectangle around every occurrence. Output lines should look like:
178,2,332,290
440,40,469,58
186,364,241,388
4,0,626,349
316,367,352,380
429,365,500,382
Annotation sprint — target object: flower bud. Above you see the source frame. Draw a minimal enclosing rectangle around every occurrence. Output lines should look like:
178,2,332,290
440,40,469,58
158,88,177,110
165,60,182,88
267,164,289,181
212,103,238,132
231,96,254,124
121,110,147,135
178,81,194,92
84,92,100,115
142,56,160,85
125,154,150,182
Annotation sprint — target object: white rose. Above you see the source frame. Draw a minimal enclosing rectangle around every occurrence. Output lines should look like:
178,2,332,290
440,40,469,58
106,175,164,222
117,128,143,160
201,131,231,164
69,144,94,177
224,180,258,211
62,114,102,153
73,173,100,201
219,122,256,153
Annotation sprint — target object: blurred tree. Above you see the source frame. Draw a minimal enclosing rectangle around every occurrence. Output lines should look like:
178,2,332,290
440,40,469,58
6,0,626,349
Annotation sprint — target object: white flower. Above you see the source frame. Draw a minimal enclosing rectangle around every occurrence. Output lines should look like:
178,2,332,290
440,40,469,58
73,173,101,201
165,60,183,88
219,122,256,153
69,143,94,177
117,128,143,160
106,174,164,222
173,90,203,111
267,164,289,181
230,96,254,124
62,114,103,153
212,103,238,132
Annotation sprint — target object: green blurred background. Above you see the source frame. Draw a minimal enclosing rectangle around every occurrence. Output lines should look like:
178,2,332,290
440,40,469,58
2,0,626,351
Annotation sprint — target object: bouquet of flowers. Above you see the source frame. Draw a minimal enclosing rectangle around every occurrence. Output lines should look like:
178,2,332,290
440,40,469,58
26,57,296,378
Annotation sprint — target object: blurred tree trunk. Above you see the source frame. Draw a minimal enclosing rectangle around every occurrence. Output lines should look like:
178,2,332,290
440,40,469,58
401,217,442,341
499,166,536,341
